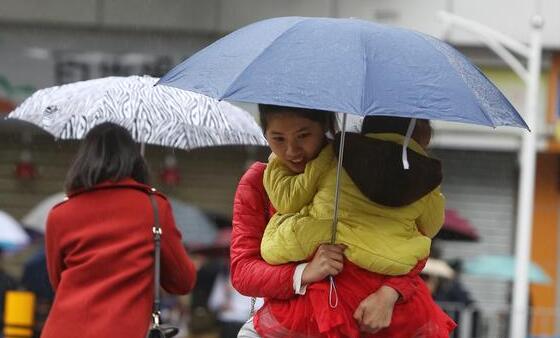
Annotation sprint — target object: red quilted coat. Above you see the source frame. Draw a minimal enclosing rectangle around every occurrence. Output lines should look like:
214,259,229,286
42,179,196,338
231,163,455,338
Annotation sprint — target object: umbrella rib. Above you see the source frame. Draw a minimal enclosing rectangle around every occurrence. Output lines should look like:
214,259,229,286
410,31,496,128
221,18,309,99
360,28,369,115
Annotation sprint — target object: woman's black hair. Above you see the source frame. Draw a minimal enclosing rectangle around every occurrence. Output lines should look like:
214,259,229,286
258,104,336,134
64,122,150,193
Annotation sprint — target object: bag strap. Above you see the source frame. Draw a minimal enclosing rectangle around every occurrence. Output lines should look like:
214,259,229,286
148,188,163,328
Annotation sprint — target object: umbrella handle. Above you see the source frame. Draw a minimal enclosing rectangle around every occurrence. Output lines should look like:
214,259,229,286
140,142,146,157
328,275,339,308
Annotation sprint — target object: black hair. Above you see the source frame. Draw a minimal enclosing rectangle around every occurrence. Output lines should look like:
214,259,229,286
361,116,431,145
64,122,149,193
258,104,336,134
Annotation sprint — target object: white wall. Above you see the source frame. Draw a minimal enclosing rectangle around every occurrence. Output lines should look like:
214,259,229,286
0,25,217,105
103,0,218,31
1,0,559,47
217,0,333,31
337,0,448,36
0,0,97,24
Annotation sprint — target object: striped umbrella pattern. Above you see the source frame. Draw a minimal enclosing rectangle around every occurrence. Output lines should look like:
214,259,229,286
8,75,267,150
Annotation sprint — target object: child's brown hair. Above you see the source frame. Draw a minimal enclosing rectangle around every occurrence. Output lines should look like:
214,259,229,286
361,116,432,148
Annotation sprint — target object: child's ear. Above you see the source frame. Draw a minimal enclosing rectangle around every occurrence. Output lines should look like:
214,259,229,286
413,120,432,147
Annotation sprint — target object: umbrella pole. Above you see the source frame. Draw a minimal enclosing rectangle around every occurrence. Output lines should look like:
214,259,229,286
140,142,146,157
330,113,347,244
328,113,347,309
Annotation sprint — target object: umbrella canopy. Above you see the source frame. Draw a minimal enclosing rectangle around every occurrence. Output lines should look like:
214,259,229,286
463,254,551,285
437,209,479,241
8,75,267,150
21,193,218,248
158,16,528,261
189,227,232,257
0,210,30,250
168,198,218,248
422,258,455,279
159,16,528,129
21,192,67,233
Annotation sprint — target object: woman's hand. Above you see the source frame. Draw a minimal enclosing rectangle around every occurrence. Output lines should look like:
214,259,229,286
301,244,345,285
353,285,400,334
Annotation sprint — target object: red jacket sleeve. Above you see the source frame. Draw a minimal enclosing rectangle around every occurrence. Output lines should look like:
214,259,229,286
383,258,427,302
230,163,298,300
159,197,197,294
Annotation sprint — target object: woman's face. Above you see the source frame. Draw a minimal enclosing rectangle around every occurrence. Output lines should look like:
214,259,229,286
265,113,327,173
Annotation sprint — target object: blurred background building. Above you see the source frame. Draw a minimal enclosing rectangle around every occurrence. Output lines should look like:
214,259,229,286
1,1,560,337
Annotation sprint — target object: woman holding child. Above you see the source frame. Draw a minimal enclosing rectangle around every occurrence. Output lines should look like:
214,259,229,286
231,104,455,337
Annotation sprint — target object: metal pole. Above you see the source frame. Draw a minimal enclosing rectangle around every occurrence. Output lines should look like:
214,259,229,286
510,15,543,338
438,11,529,81
438,10,543,338
330,113,347,243
328,113,347,309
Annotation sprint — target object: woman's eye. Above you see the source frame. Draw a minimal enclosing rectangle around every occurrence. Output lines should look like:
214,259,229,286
297,133,310,139
272,137,284,143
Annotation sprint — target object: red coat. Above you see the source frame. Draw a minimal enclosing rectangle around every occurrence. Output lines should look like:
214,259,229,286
42,179,196,338
231,162,298,300
231,163,455,337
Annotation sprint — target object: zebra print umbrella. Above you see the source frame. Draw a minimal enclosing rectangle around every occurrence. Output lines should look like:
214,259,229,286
7,75,267,150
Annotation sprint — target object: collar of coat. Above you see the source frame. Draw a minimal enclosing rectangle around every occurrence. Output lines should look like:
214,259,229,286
64,178,163,200
333,132,442,207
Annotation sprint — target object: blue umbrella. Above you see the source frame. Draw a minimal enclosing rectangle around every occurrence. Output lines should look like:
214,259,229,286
159,16,528,129
464,254,551,285
159,15,529,240
158,18,530,308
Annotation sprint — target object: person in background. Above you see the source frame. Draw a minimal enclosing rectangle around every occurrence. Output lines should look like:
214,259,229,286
41,122,197,338
208,261,263,338
432,259,480,338
20,247,54,338
0,249,18,336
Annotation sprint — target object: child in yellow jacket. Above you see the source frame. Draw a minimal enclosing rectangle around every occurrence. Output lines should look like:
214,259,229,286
261,116,445,276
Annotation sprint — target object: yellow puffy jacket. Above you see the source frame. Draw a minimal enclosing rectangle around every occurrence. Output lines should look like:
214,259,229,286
261,132,445,276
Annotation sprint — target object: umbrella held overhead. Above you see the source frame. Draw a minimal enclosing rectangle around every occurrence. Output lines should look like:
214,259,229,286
157,16,530,314
158,16,529,239
8,75,267,151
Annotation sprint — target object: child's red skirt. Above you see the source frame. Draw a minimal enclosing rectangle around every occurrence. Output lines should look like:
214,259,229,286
254,260,456,338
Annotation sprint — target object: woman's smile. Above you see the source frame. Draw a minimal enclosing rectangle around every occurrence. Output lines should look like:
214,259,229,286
264,113,326,173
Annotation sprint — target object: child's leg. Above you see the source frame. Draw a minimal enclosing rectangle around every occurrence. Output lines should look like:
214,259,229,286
237,317,261,338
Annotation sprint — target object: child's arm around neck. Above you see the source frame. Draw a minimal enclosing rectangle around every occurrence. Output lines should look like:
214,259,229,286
263,144,334,213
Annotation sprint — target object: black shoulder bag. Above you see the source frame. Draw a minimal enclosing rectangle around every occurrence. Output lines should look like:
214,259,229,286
146,189,179,338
